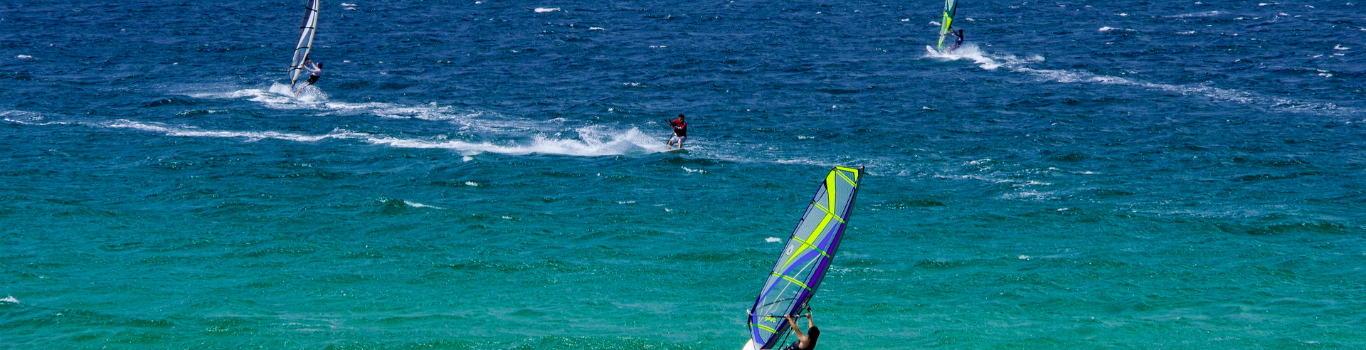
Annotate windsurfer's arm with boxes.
[785,315,806,338]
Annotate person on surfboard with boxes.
[295,60,323,95]
[666,113,688,150]
[781,312,820,350]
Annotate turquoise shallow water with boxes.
[3,0,1365,348]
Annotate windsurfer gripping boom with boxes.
[295,60,323,96]
[948,29,964,52]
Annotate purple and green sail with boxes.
[746,166,863,349]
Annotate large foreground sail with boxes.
[288,0,321,87]
[936,0,959,51]
[744,166,864,350]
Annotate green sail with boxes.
[936,0,958,51]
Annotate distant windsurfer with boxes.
[781,312,820,350]
[295,60,323,95]
[948,29,964,52]
[666,113,688,149]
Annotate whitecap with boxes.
[404,201,444,209]
[534,7,561,13]
[1169,10,1222,18]
[2,110,70,126]
[766,237,782,243]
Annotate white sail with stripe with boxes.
[289,0,321,87]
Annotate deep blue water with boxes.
[3,0,1365,348]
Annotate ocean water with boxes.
[2,0,1364,348]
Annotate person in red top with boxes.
[667,113,688,149]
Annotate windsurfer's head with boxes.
[316,62,323,68]
[807,326,820,341]
[677,113,685,120]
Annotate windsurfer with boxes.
[295,60,323,95]
[781,313,820,350]
[667,113,688,149]
[948,29,964,52]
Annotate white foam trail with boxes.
[104,119,363,142]
[188,84,328,110]
[0,296,18,304]
[924,44,1353,115]
[188,86,529,132]
[534,7,561,13]
[99,119,677,157]
[2,110,72,126]
[364,125,668,156]
[923,43,1042,70]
